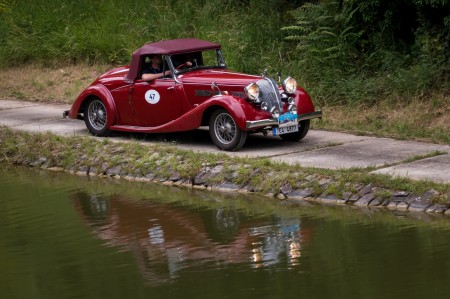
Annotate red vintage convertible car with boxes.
[67,38,322,151]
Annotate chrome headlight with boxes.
[244,83,260,101]
[282,77,297,95]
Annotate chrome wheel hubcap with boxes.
[88,100,107,131]
[214,113,236,144]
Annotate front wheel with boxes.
[209,109,247,151]
[280,119,310,142]
[84,98,111,137]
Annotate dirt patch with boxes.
[0,64,112,104]
[317,97,450,144]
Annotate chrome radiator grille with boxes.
[257,78,282,111]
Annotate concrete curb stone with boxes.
[397,194,419,210]
[317,194,346,204]
[287,189,313,199]
[280,184,293,195]
[425,204,448,214]
[369,197,383,207]
[355,193,375,206]
[408,190,439,212]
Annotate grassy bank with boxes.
[0,64,111,103]
[316,97,450,144]
[0,127,449,206]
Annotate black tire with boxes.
[209,109,247,151]
[280,119,310,142]
[84,98,111,137]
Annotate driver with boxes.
[141,55,171,81]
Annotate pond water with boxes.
[1,166,450,299]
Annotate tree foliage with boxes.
[282,0,449,104]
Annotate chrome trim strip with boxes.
[298,111,323,121]
[246,118,278,129]
[246,110,322,129]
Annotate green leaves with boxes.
[281,0,449,106]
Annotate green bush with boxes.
[282,0,449,105]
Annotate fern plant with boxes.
[282,1,361,78]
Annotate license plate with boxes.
[273,112,298,136]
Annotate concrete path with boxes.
[1,100,449,184]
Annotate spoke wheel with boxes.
[209,109,247,151]
[84,98,111,136]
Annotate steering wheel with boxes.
[176,63,187,70]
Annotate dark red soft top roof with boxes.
[125,38,221,82]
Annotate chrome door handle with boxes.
[167,86,174,91]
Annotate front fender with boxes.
[295,87,316,115]
[201,95,249,130]
[69,84,117,128]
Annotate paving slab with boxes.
[271,138,448,169]
[16,118,89,136]
[0,103,70,127]
[0,99,41,110]
[372,154,450,183]
[173,129,372,158]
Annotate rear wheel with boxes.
[209,109,247,151]
[280,119,310,142]
[84,98,111,136]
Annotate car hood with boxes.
[177,69,261,87]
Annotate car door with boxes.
[130,78,182,127]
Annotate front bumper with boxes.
[246,110,323,130]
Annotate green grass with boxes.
[0,0,288,76]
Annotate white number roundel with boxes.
[145,89,160,104]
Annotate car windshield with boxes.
[170,49,226,74]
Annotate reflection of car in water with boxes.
[72,192,312,285]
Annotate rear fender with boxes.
[69,84,117,127]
